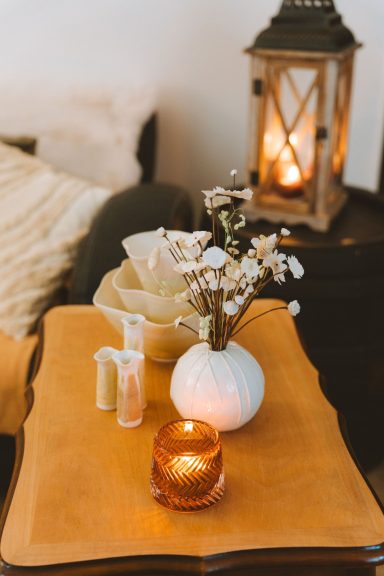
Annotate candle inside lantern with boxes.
[150,419,224,512]
[278,161,302,189]
[273,133,302,195]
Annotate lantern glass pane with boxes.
[260,63,319,202]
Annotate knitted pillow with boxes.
[0,142,112,339]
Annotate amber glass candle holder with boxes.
[150,419,224,512]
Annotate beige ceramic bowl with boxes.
[93,268,199,362]
[122,230,191,295]
[112,259,192,323]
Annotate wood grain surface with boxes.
[1,302,384,568]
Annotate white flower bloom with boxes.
[281,227,291,237]
[204,270,216,282]
[156,226,166,237]
[209,278,219,291]
[202,186,225,199]
[166,233,184,246]
[235,295,244,305]
[245,284,254,295]
[173,260,200,274]
[288,300,301,316]
[190,281,201,294]
[204,195,231,209]
[263,250,287,284]
[190,278,208,292]
[230,169,238,176]
[241,257,260,280]
[184,230,212,248]
[175,289,192,303]
[225,261,241,281]
[174,315,183,328]
[240,277,247,290]
[148,246,161,270]
[248,248,256,258]
[287,255,304,279]
[202,246,228,269]
[199,315,211,340]
[227,247,240,256]
[223,300,239,316]
[203,187,253,202]
[224,188,253,201]
[220,276,237,291]
[251,233,277,260]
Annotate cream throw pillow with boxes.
[0,143,112,340]
[0,85,155,191]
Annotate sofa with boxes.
[0,116,193,495]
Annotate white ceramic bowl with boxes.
[112,259,192,323]
[93,268,199,362]
[121,230,192,295]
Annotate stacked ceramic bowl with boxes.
[93,230,199,361]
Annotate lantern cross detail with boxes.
[264,66,319,202]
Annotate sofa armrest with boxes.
[69,183,193,304]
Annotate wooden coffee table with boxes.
[1,303,384,575]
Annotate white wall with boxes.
[0,0,382,198]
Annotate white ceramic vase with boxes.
[170,341,265,432]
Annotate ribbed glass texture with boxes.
[150,419,225,512]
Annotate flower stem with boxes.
[231,306,287,337]
[178,322,199,336]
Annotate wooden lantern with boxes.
[245,0,361,232]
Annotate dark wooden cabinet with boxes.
[235,188,384,469]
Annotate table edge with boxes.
[1,306,384,575]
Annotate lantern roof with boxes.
[248,0,359,53]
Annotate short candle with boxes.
[150,419,224,512]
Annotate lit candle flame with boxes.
[184,421,194,433]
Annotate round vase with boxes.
[170,341,265,432]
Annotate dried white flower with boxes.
[175,289,192,303]
[245,284,254,295]
[223,300,239,316]
[184,230,212,248]
[202,246,228,269]
[230,169,238,176]
[190,281,201,294]
[208,278,219,291]
[288,300,301,316]
[235,295,244,305]
[251,233,277,260]
[174,260,199,274]
[239,277,247,290]
[190,278,208,292]
[148,246,161,271]
[174,315,183,328]
[281,228,291,237]
[199,315,211,340]
[224,188,253,201]
[225,261,241,281]
[156,226,166,237]
[204,270,216,282]
[248,248,256,258]
[204,195,232,209]
[220,276,237,291]
[287,255,304,279]
[227,247,240,256]
[241,257,260,280]
[263,250,287,285]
